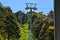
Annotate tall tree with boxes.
[48,10,54,19]
[0,3,20,40]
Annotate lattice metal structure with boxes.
[25,3,37,40]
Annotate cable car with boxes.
[49,21,54,30]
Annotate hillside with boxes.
[0,3,54,40]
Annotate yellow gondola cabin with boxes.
[48,21,54,30]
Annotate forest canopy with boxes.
[0,3,54,40]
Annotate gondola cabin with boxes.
[49,21,54,30]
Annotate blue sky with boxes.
[0,0,54,15]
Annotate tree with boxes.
[0,3,20,40]
[48,10,54,19]
[0,2,3,12]
[26,12,46,40]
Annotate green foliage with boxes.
[26,12,47,40]
[0,3,54,40]
[48,10,54,19]
[20,22,30,40]
[0,3,20,40]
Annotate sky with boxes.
[0,0,54,15]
